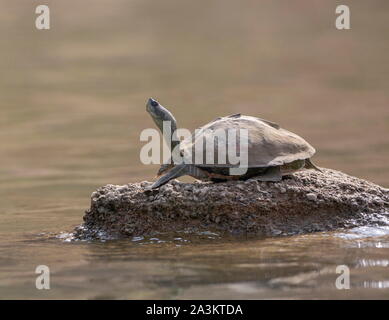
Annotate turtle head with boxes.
[146,97,179,152]
[146,98,178,132]
[146,98,162,120]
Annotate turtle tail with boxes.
[305,158,322,173]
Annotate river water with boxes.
[0,1,388,299]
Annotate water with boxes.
[0,1,388,299]
[1,230,389,299]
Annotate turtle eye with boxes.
[150,99,159,107]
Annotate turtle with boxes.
[146,98,321,189]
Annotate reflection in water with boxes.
[1,228,389,299]
[0,0,388,299]
[362,281,389,289]
[357,259,389,268]
[336,226,389,240]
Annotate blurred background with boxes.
[0,0,388,299]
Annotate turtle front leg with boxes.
[152,165,211,188]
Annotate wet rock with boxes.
[74,169,389,240]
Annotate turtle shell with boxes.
[179,114,315,168]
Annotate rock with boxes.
[73,169,389,240]
[306,193,317,201]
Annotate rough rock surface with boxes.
[74,169,389,240]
